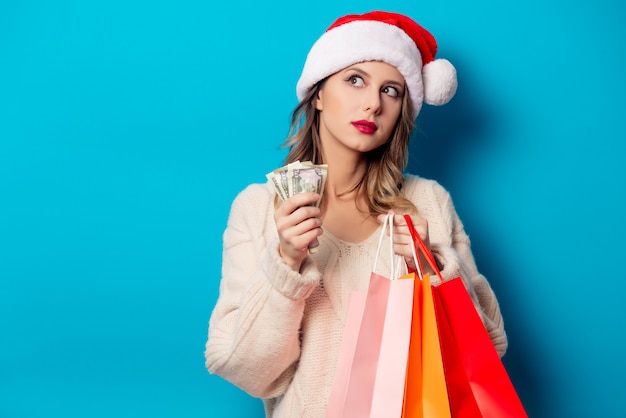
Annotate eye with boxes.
[347,75,365,87]
[383,86,401,98]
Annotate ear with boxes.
[315,89,323,111]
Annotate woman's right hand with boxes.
[274,192,323,271]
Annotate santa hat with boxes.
[296,11,457,118]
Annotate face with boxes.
[315,61,405,155]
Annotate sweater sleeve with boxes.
[204,184,320,398]
[427,182,509,357]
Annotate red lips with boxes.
[352,120,378,134]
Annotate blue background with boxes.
[1,0,624,416]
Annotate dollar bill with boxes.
[266,160,327,203]
[290,166,324,206]
[265,171,287,201]
[278,168,290,199]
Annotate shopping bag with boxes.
[402,270,452,418]
[324,290,366,418]
[403,214,527,418]
[346,270,414,418]
[435,279,527,417]
[433,291,483,418]
[401,213,451,418]
[326,214,415,418]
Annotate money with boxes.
[266,161,328,253]
[266,161,328,206]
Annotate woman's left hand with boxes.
[376,211,430,273]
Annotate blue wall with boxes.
[1,0,624,416]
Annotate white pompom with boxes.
[422,58,458,106]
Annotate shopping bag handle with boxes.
[403,214,445,283]
[405,216,424,279]
[373,213,396,279]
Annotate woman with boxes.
[205,10,507,417]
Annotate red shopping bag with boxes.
[326,215,414,418]
[432,291,483,418]
[435,279,527,417]
[403,214,528,418]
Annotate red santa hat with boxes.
[296,11,457,118]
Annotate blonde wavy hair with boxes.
[280,77,418,217]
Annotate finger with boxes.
[282,226,323,252]
[277,193,320,215]
[392,237,415,258]
[376,210,395,223]
[282,215,323,240]
[276,205,321,233]
[398,214,429,241]
[376,210,396,236]
[387,215,412,240]
[411,219,429,244]
[276,204,322,245]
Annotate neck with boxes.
[323,151,367,198]
[318,150,377,241]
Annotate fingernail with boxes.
[308,239,320,254]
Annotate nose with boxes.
[362,89,382,114]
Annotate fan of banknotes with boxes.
[266,160,328,207]
[266,161,328,253]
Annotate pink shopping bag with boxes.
[324,290,366,417]
[326,214,415,418]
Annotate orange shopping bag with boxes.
[402,216,451,418]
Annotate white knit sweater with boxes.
[205,174,507,417]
